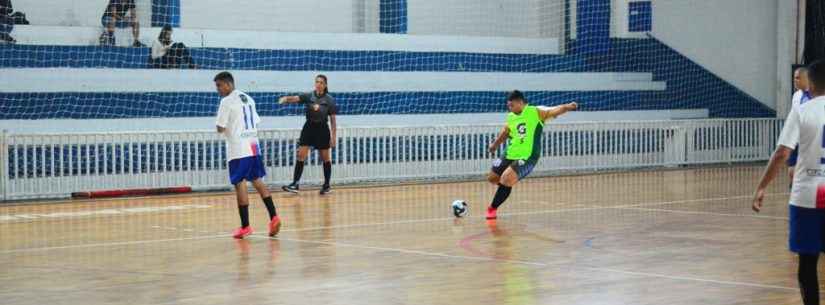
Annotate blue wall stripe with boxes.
[380,0,407,34]
[0,38,773,118]
[577,0,611,54]
[0,90,773,120]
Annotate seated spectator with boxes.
[99,0,144,47]
[0,0,15,44]
[150,25,196,69]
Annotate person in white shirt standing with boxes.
[214,71,281,239]
[788,67,811,181]
[753,61,825,305]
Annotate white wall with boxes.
[13,0,151,28]
[407,0,564,38]
[651,0,778,110]
[180,0,355,32]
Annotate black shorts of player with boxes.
[298,122,331,150]
[491,158,538,180]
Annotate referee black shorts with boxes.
[298,122,331,150]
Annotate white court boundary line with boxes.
[282,192,789,233]
[616,206,789,220]
[0,192,789,253]
[0,234,230,254]
[247,234,796,291]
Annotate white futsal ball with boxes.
[452,200,469,218]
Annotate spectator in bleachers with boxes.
[98,0,145,47]
[0,0,15,44]
[150,25,196,69]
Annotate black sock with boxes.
[262,196,277,218]
[323,161,332,186]
[292,161,304,184]
[800,254,820,305]
[491,184,512,209]
[238,205,250,228]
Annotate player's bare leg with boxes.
[486,167,518,219]
[252,179,281,236]
[487,172,501,185]
[232,181,253,238]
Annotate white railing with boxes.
[0,118,782,201]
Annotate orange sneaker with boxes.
[486,206,498,220]
[233,226,253,239]
[268,216,282,237]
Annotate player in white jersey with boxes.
[753,61,825,305]
[214,71,281,239]
[788,67,811,181]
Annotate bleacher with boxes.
[0,2,773,128]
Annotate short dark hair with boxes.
[213,71,234,84]
[807,61,825,92]
[507,90,525,102]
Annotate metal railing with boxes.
[0,118,782,201]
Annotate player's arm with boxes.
[488,125,509,154]
[752,146,792,212]
[215,101,228,134]
[329,114,337,148]
[753,107,800,212]
[538,102,578,121]
[277,95,302,104]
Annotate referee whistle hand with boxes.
[488,144,498,154]
[751,189,765,213]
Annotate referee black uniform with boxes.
[283,90,337,194]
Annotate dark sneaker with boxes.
[132,40,146,47]
[319,185,331,195]
[282,183,299,194]
[99,32,115,46]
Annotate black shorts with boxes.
[298,122,331,150]
[490,158,538,180]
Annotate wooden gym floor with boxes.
[0,165,804,305]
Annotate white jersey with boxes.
[215,90,261,161]
[791,89,812,109]
[778,95,825,209]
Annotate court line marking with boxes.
[615,206,789,220]
[281,192,790,233]
[250,234,796,291]
[0,192,789,253]
[249,234,546,267]
[581,267,796,291]
[0,234,230,254]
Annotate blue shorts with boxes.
[787,145,799,167]
[789,205,825,254]
[491,158,538,180]
[228,156,266,185]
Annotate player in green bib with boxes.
[485,90,578,219]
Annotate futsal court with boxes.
[0,165,801,305]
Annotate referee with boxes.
[278,74,337,195]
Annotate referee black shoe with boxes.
[282,183,299,194]
[319,185,331,195]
